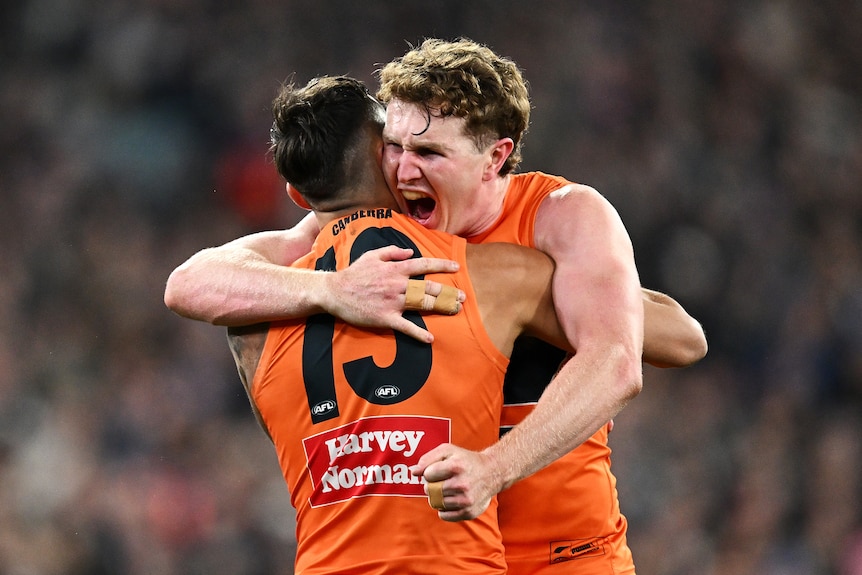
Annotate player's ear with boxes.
[484,138,514,181]
[286,183,312,210]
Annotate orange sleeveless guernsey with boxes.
[469,172,636,575]
[252,209,510,574]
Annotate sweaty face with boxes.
[382,99,504,237]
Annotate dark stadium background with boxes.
[2,1,860,573]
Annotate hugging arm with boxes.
[165,213,321,325]
[164,212,464,342]
[478,185,644,486]
[417,185,646,520]
[641,288,707,368]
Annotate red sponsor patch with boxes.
[302,415,450,507]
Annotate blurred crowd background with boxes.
[2,0,860,573]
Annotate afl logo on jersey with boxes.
[375,385,400,399]
[313,400,337,416]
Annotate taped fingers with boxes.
[404,279,427,310]
[427,481,446,511]
[432,285,459,314]
[404,280,461,314]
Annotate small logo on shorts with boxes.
[550,539,605,563]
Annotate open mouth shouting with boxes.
[402,190,436,225]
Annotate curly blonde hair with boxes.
[377,38,531,175]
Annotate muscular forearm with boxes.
[165,218,465,340]
[165,216,320,326]
[413,343,642,522]
[482,343,642,490]
[165,245,329,325]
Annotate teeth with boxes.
[401,190,427,200]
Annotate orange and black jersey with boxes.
[252,210,509,575]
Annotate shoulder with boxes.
[509,171,571,192]
[506,172,574,212]
[540,181,604,205]
[535,183,629,251]
[538,182,615,224]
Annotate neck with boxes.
[311,176,399,228]
[312,207,357,229]
[313,200,399,229]
[466,174,510,238]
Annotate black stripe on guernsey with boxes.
[503,336,567,405]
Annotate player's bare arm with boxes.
[165,213,320,325]
[226,323,272,441]
[488,183,644,482]
[419,184,644,520]
[465,242,570,357]
[641,288,707,368]
[416,259,706,521]
[417,185,645,520]
[467,245,703,367]
[165,212,464,341]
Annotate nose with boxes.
[396,150,422,183]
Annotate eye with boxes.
[417,148,441,158]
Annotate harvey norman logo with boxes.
[302,415,450,507]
